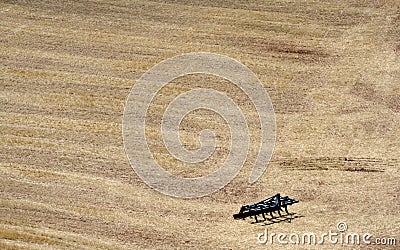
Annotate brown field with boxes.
[1,0,399,249]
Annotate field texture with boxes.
[1,0,400,249]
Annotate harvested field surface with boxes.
[1,0,399,249]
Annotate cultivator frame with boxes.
[233,193,298,222]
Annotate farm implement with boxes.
[233,193,299,222]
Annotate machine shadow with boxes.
[250,213,304,226]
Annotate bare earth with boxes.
[1,0,399,249]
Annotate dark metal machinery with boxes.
[233,193,299,222]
